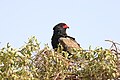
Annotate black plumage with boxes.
[51,23,80,51]
[51,23,68,49]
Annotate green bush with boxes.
[0,36,39,80]
[0,36,119,80]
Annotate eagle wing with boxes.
[59,37,80,52]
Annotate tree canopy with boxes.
[0,36,120,80]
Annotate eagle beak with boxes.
[63,25,69,29]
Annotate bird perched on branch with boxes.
[51,23,80,53]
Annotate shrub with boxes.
[0,36,39,80]
[0,36,119,80]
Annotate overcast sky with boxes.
[0,0,120,49]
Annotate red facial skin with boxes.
[63,25,69,29]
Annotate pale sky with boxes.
[0,0,120,49]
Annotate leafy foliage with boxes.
[0,36,39,80]
[0,36,120,80]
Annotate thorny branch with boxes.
[105,40,120,58]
